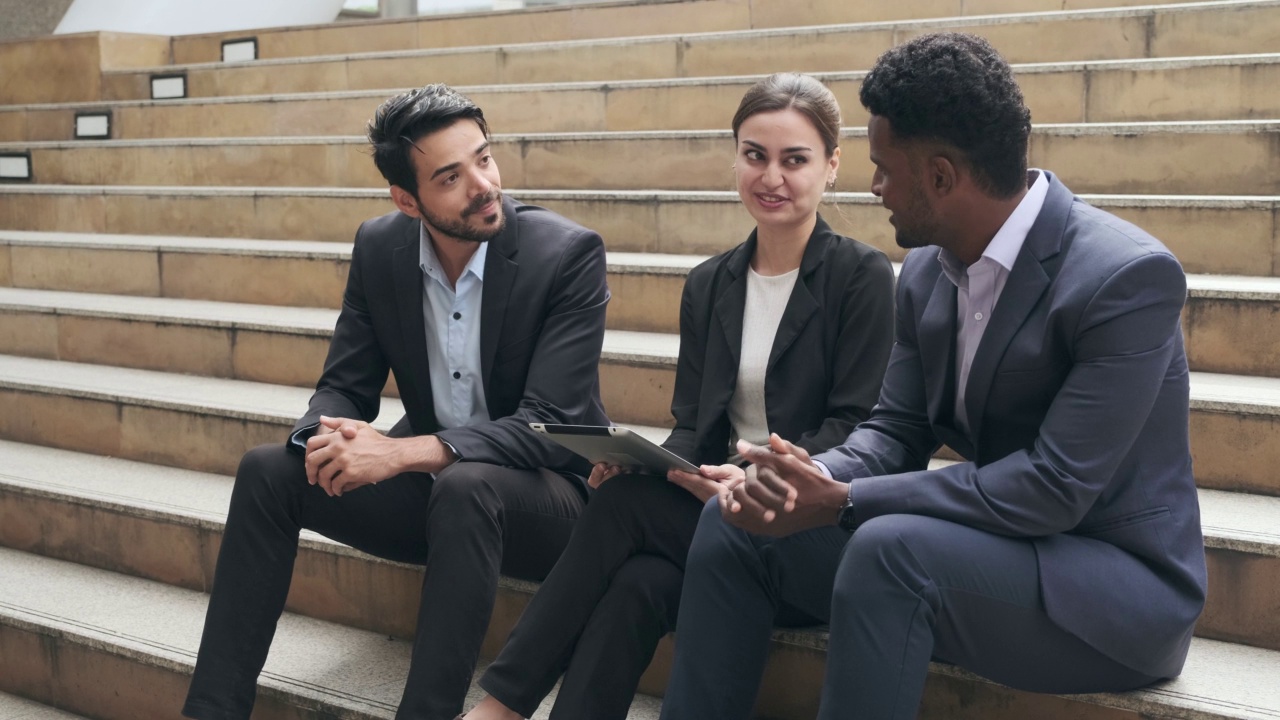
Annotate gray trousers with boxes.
[659,500,1159,720]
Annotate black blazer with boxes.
[661,216,895,465]
[292,196,610,478]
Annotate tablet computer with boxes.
[530,423,698,474]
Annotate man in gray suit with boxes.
[183,84,610,720]
[659,33,1206,720]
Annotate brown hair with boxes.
[731,73,842,157]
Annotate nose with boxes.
[870,168,884,198]
[762,161,783,188]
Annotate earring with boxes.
[827,175,837,188]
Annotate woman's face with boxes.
[734,107,839,233]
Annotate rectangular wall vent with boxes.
[221,38,258,63]
[0,153,32,181]
[151,74,187,100]
[75,112,111,139]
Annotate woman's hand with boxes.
[667,463,746,503]
[587,462,625,489]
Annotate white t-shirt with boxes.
[727,265,799,459]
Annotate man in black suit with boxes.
[183,84,610,720]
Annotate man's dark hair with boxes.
[367,84,490,197]
[859,32,1031,198]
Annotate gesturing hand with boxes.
[668,463,745,503]
[719,434,848,537]
[305,415,399,497]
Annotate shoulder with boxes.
[509,200,602,252]
[818,234,894,279]
[1058,199,1184,291]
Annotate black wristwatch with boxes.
[837,494,857,533]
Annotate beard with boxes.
[893,183,942,250]
[418,189,505,244]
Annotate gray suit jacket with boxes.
[814,173,1207,678]
[292,196,610,482]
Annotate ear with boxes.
[389,185,422,219]
[827,146,841,181]
[926,154,958,199]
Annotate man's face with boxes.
[868,115,942,250]
[404,118,504,243]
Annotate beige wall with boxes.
[0,0,75,41]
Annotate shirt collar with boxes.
[418,221,488,283]
[939,169,1049,287]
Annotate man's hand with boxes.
[668,463,745,504]
[305,416,401,496]
[587,462,625,489]
[719,434,848,537]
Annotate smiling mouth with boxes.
[755,193,789,206]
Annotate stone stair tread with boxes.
[0,546,662,719]
[1,298,1278,407]
[85,0,1280,75]
[0,692,90,720]
[7,185,1280,210]
[1199,488,1280,556]
[3,52,1280,114]
[2,441,1280,719]
[0,229,346,257]
[2,438,1276,561]
[0,354,403,428]
[7,231,1280,299]
[7,119,1280,149]
[0,286,337,333]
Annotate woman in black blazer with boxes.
[463,73,895,720]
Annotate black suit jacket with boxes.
[292,196,610,480]
[661,216,895,465]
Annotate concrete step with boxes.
[0,546,663,720]
[0,691,90,720]
[1,256,1278,377]
[7,54,1280,141]
[0,189,1276,278]
[0,445,1278,719]
[0,348,1277,497]
[164,0,1220,67]
[92,1,1280,101]
[5,121,1278,197]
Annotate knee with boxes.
[837,514,942,604]
[685,496,744,570]
[232,444,305,505]
[430,461,499,515]
[608,555,684,621]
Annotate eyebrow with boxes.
[428,141,491,181]
[741,139,813,153]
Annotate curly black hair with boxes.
[859,33,1031,198]
[367,84,490,196]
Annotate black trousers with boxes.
[660,502,1161,720]
[182,443,585,720]
[479,473,703,720]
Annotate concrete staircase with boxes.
[1,0,1278,718]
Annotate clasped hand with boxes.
[720,434,848,536]
[305,415,399,497]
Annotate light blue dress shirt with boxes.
[419,222,490,430]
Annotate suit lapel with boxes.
[713,235,753,373]
[918,268,960,433]
[963,174,1070,442]
[392,219,437,428]
[479,196,521,396]
[767,220,828,372]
